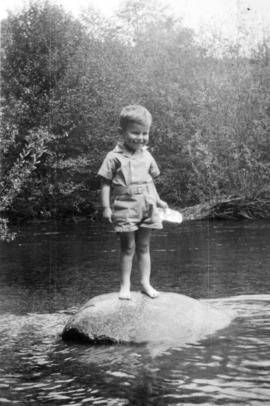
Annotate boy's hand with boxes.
[102,207,112,223]
[157,199,168,210]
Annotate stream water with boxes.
[0,220,269,405]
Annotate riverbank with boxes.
[3,196,270,231]
[181,196,270,220]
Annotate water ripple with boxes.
[1,220,270,404]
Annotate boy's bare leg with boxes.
[136,228,159,298]
[119,232,135,299]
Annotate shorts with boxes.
[111,190,163,233]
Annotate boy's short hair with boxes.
[119,105,152,130]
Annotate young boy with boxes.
[98,105,168,300]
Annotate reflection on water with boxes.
[0,220,270,405]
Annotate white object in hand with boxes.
[158,208,183,223]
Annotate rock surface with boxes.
[62,292,232,345]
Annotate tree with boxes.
[1,0,270,225]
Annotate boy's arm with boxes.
[149,153,168,209]
[100,178,112,222]
[152,181,168,209]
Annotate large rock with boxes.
[62,292,232,346]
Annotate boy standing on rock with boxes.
[98,105,168,300]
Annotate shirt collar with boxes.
[113,142,148,157]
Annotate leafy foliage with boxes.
[1,0,270,236]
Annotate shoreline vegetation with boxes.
[1,195,270,241]
[5,195,270,224]
[1,0,270,240]
[182,197,270,221]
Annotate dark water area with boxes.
[0,220,270,405]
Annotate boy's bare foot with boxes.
[119,285,131,300]
[141,284,159,299]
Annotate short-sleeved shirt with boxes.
[97,143,160,187]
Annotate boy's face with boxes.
[121,122,150,153]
